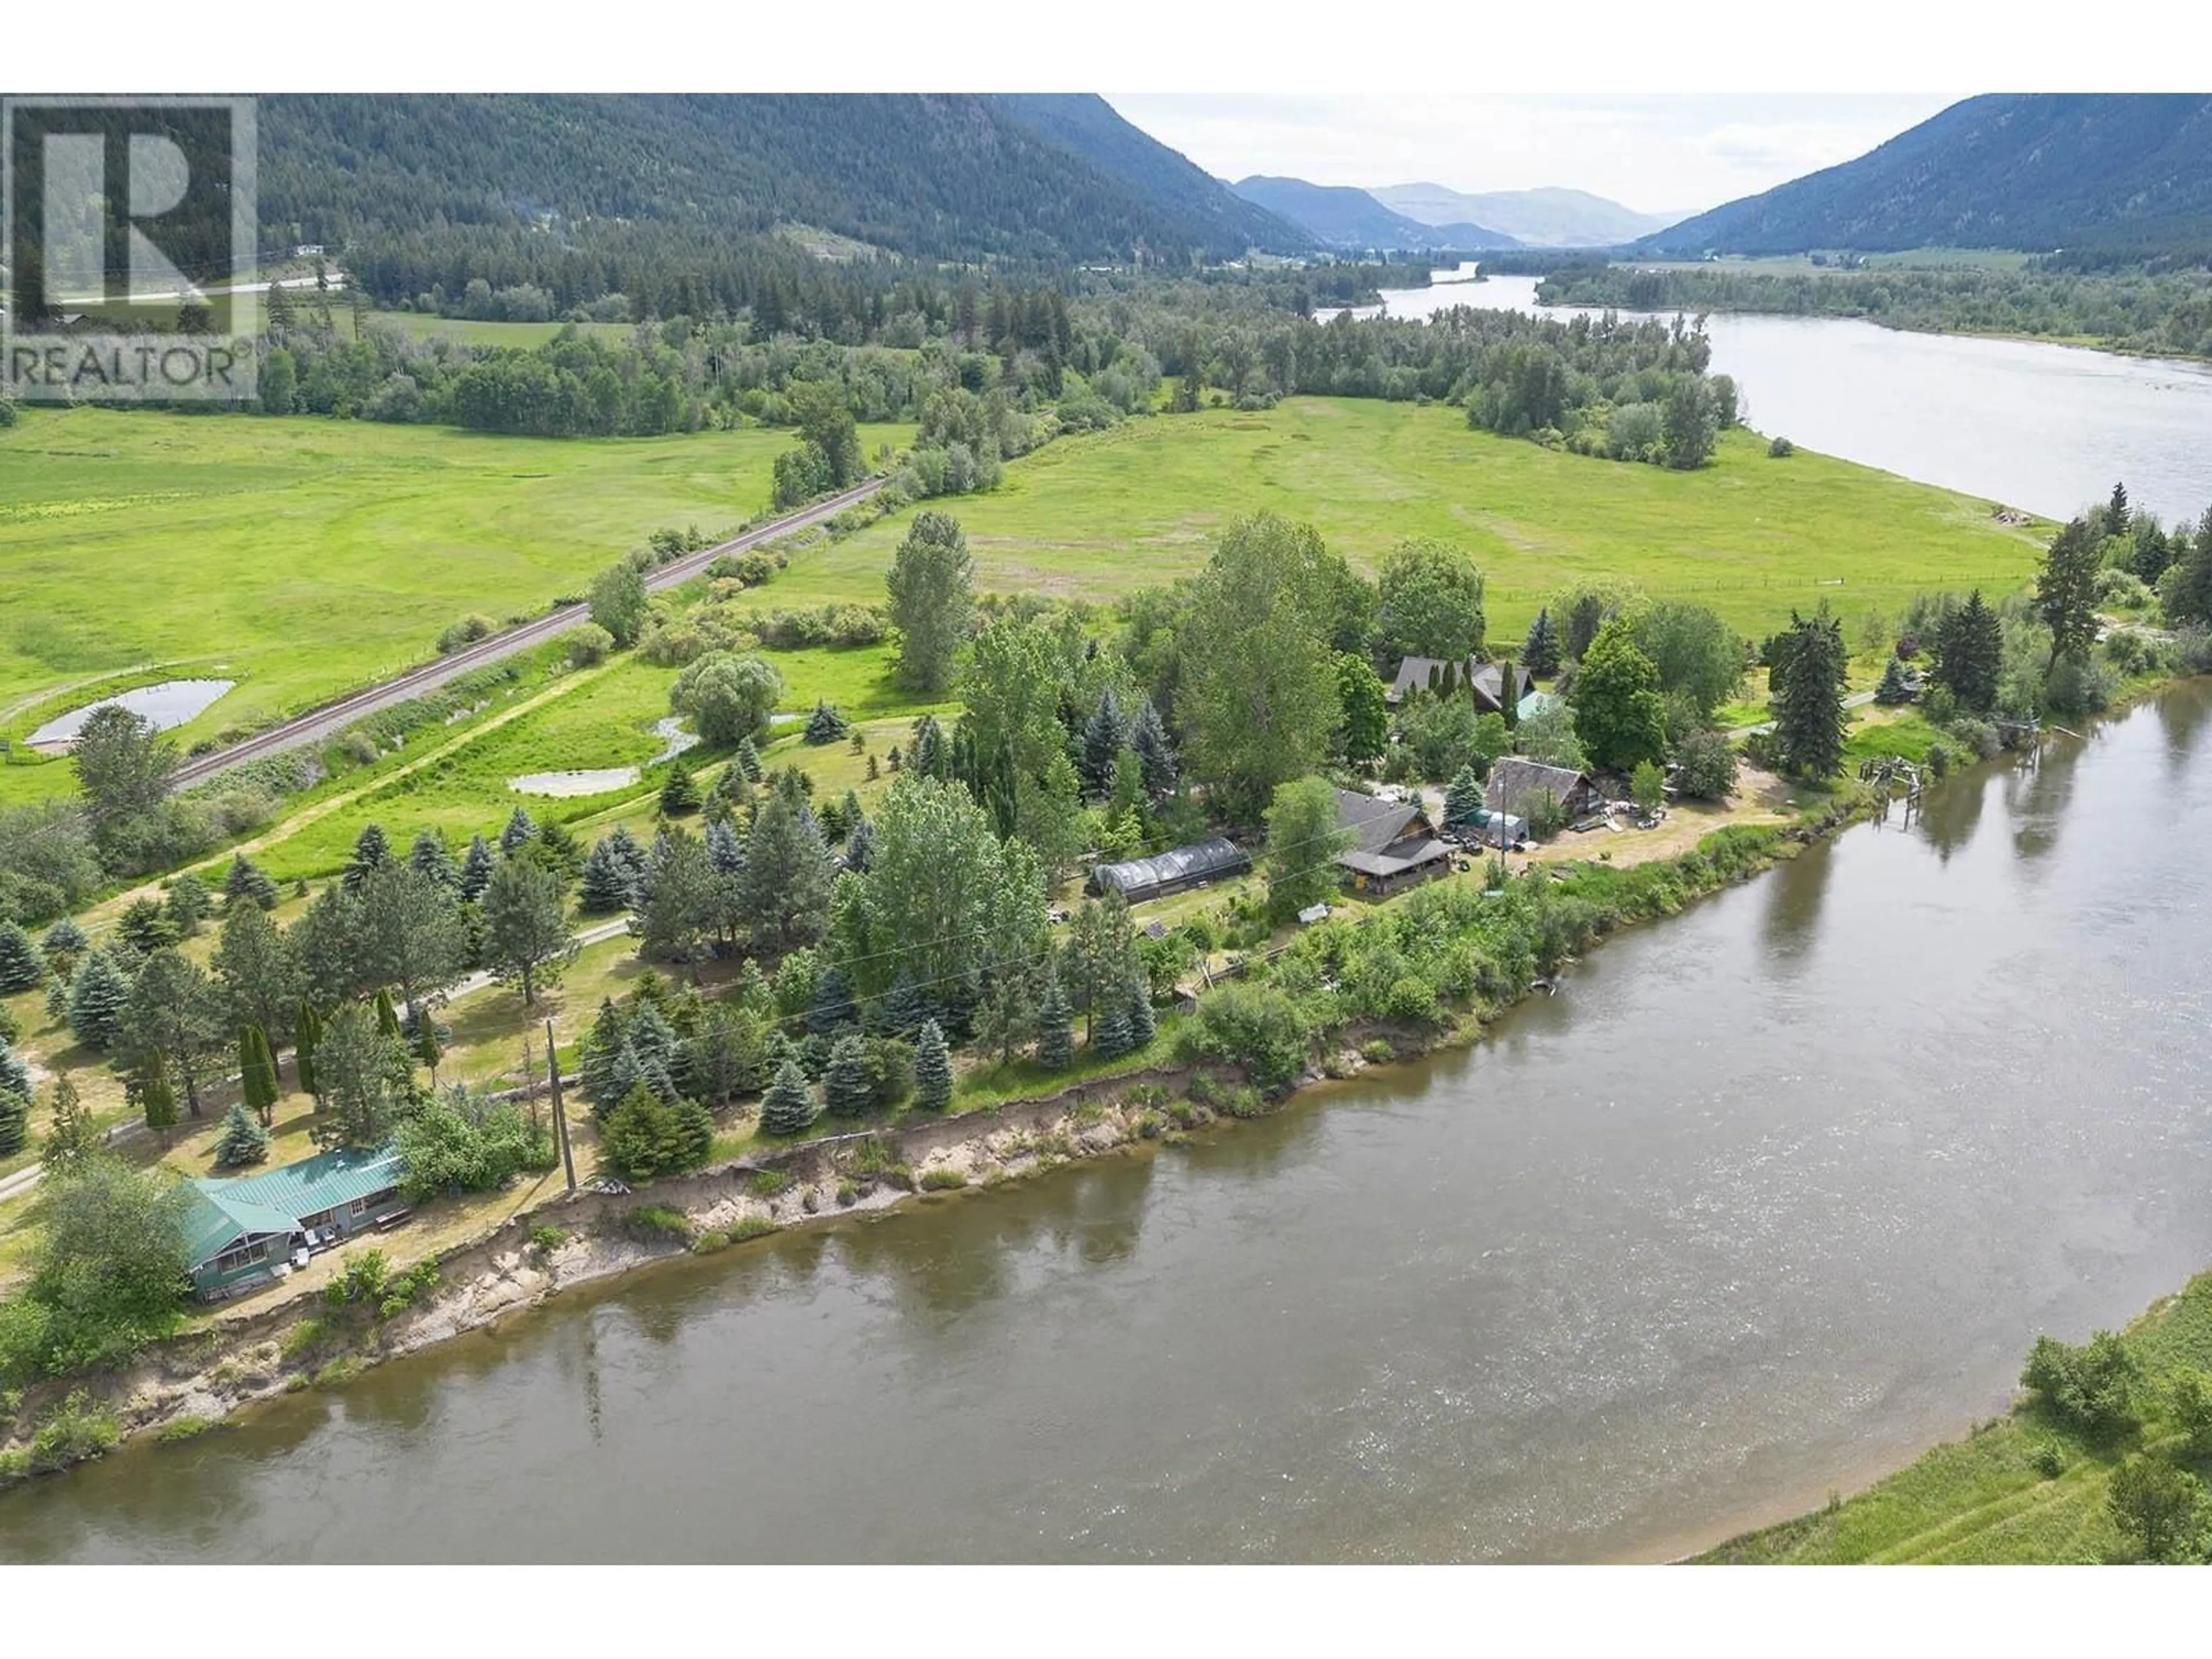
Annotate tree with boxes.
[1124,975,1157,1049]
[2107,1456,2203,1564]
[459,834,499,902]
[1377,537,1486,663]
[499,806,539,855]
[117,895,180,954]
[670,652,783,747]
[1335,654,1388,764]
[658,759,701,816]
[342,822,395,895]
[1062,896,1138,1046]
[600,1080,708,1181]
[212,898,302,1058]
[790,378,863,486]
[41,916,88,964]
[224,853,279,911]
[823,1032,874,1118]
[1179,513,1346,821]
[407,828,459,888]
[0,921,43,993]
[294,1003,324,1100]
[913,1018,953,1111]
[71,704,177,858]
[759,1060,818,1137]
[1675,729,1739,801]
[1522,607,1563,677]
[65,948,134,1051]
[1768,610,1850,780]
[1571,620,1668,774]
[578,831,645,914]
[2162,510,2212,626]
[736,785,833,959]
[124,949,222,1119]
[1873,656,1916,706]
[1263,777,1353,919]
[2105,480,2130,535]
[0,1085,28,1159]
[803,700,849,745]
[24,1153,193,1373]
[230,1024,277,1126]
[1631,760,1666,813]
[164,874,210,938]
[1628,602,1744,724]
[480,857,577,1006]
[1933,590,2004,713]
[1036,975,1074,1070]
[357,864,467,1021]
[1564,593,1608,663]
[416,1013,443,1086]
[2022,1330,2141,1442]
[885,510,976,694]
[1131,697,1178,797]
[2035,517,2104,671]
[207,1101,269,1169]
[1444,764,1486,828]
[589,560,650,647]
[310,1003,415,1151]
[41,1073,101,1173]
[1081,688,1132,798]
[136,1050,179,1146]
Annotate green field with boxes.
[0,407,908,755]
[815,400,2050,641]
[1700,1271,2212,1563]
[366,312,644,349]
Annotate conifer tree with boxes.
[164,874,210,938]
[139,1050,179,1146]
[876,974,932,1040]
[41,916,89,963]
[1036,975,1073,1070]
[759,1059,818,1137]
[914,1018,954,1111]
[578,835,641,913]
[342,823,394,895]
[600,1081,684,1181]
[1081,689,1131,798]
[458,834,498,902]
[659,759,701,816]
[804,699,850,745]
[65,948,134,1050]
[809,963,858,1036]
[1092,999,1134,1061]
[224,853,280,911]
[40,1073,100,1172]
[580,999,628,1111]
[0,920,43,993]
[213,1100,271,1169]
[1770,609,1850,779]
[416,1012,443,1085]
[408,827,460,888]
[375,987,403,1042]
[1934,590,2004,713]
[499,806,539,854]
[1873,655,1916,706]
[294,1003,324,1100]
[1522,607,1563,677]
[1125,976,1158,1050]
[824,1033,874,1118]
[703,818,747,877]
[843,815,877,874]
[0,1085,28,1158]
[1131,696,1178,797]
[1445,764,1486,828]
[734,736,763,783]
[239,1023,281,1126]
[0,1038,29,1101]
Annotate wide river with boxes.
[6,682,2211,1562]
[1338,267,2212,526]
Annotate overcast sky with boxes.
[1104,94,1962,216]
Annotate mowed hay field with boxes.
[0,406,907,744]
[815,398,2053,639]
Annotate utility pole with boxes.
[546,1018,577,1195]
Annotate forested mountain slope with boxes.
[1641,94,2212,257]
[257,94,1287,267]
[1228,176,1517,251]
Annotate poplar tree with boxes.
[238,1024,281,1126]
[294,1002,324,1100]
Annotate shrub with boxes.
[919,1166,969,1191]
[1768,436,1794,458]
[1675,729,1738,800]
[1181,982,1310,1097]
[748,1169,794,1198]
[1381,975,1439,1023]
[690,1230,732,1255]
[2021,1331,2141,1441]
[27,1392,118,1472]
[437,615,497,654]
[729,1215,780,1243]
[1361,1039,1397,1065]
[281,1319,327,1361]
[527,1224,568,1254]
[621,1205,694,1245]
[566,623,615,668]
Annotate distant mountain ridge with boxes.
[1640,94,2212,256]
[257,93,1305,266]
[1373,184,1677,247]
[1227,176,1518,251]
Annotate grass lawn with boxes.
[0,406,908,762]
[1699,1270,2212,1563]
[817,400,2052,641]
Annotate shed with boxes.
[183,1143,408,1300]
[1088,838,1251,905]
[1332,788,1455,898]
[1484,759,1602,827]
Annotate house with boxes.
[182,1143,408,1301]
[1332,788,1455,898]
[1385,657,1535,716]
[1484,758,1603,827]
[1517,688,1563,724]
[1088,838,1251,906]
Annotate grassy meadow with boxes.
[814,399,2051,641]
[0,406,907,762]
[365,313,643,349]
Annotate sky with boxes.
[1104,94,1962,217]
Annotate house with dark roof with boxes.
[1088,838,1251,905]
[181,1143,408,1301]
[1484,758,1603,828]
[1385,657,1535,716]
[1332,788,1455,898]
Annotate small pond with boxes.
[506,718,697,797]
[27,679,235,747]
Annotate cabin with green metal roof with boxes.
[183,1144,407,1300]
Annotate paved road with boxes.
[169,479,884,791]
[0,918,638,1206]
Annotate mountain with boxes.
[991,95,1311,255]
[1639,94,2212,256]
[1228,177,1517,251]
[1372,184,1678,248]
[257,94,1292,265]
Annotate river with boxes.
[1335,267,2212,526]
[6,682,2210,1563]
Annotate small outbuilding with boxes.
[1088,838,1251,906]
[1484,758,1603,827]
[182,1143,409,1301]
[1333,787,1455,898]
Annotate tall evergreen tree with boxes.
[1036,975,1073,1070]
[342,823,395,895]
[294,1002,324,1100]
[213,897,302,1059]
[1131,697,1177,797]
[703,818,747,877]
[1092,998,1134,1061]
[809,963,859,1036]
[0,1084,29,1159]
[913,1018,954,1111]
[375,987,404,1041]
[408,827,460,888]
[736,786,832,957]
[1566,592,1608,662]
[1522,607,1563,677]
[239,1024,281,1126]
[658,759,701,816]
[213,1100,271,1169]
[459,833,499,902]
[759,1059,818,1137]
[1444,764,1486,827]
[1873,655,1916,705]
[2106,480,2129,533]
[578,834,642,913]
[1770,609,1850,779]
[499,805,539,854]
[823,1033,874,1118]
[164,874,210,938]
[2164,509,2212,627]
[1934,589,2004,713]
[1081,689,1131,798]
[2035,517,2103,670]
[844,815,878,874]
[0,920,43,993]
[65,948,134,1051]
[734,736,764,783]
[1124,976,1157,1049]
[138,1050,179,1146]
[224,852,279,910]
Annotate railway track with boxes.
[168,478,885,791]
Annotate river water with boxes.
[6,683,2210,1563]
[1337,268,2212,526]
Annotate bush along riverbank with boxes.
[0,786,1873,1488]
[1698,1268,2212,1564]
